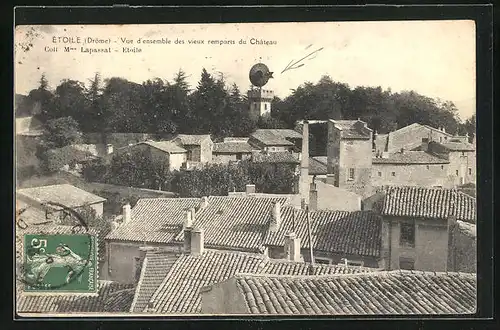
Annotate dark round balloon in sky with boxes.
[249,63,274,87]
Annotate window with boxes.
[187,150,193,161]
[264,103,268,110]
[456,170,459,176]
[236,153,242,160]
[391,172,396,177]
[441,165,444,170]
[462,152,466,157]
[378,171,382,177]
[347,168,355,181]
[399,257,415,270]
[444,136,448,140]
[469,168,472,175]
[426,165,430,170]
[440,137,443,142]
[400,223,415,247]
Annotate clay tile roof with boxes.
[17,281,135,313]
[264,208,381,258]
[372,151,449,164]
[252,151,300,164]
[105,198,201,243]
[250,130,297,146]
[440,141,475,151]
[175,134,212,145]
[308,157,327,175]
[173,196,289,251]
[142,141,187,154]
[234,271,476,315]
[146,250,373,314]
[381,186,476,223]
[213,142,255,154]
[331,120,371,139]
[17,184,106,209]
[130,252,181,313]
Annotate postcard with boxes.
[15,20,477,317]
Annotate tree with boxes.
[82,73,104,132]
[100,78,145,132]
[52,79,87,122]
[27,74,55,121]
[42,116,82,149]
[188,68,228,136]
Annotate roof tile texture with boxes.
[236,271,476,314]
[381,186,476,223]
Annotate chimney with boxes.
[106,143,114,155]
[184,227,192,254]
[200,196,209,209]
[299,120,310,204]
[122,203,131,223]
[191,228,204,256]
[270,202,281,232]
[184,209,193,229]
[284,232,302,262]
[190,207,196,223]
[245,184,256,194]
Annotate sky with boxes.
[14,21,476,120]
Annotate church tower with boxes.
[247,88,274,119]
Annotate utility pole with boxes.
[305,204,314,265]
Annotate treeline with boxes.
[19,69,475,147]
[82,150,298,197]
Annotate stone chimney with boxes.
[122,203,131,223]
[200,196,209,209]
[298,120,310,204]
[270,201,281,232]
[106,143,114,155]
[245,184,256,194]
[284,232,302,262]
[184,209,193,229]
[190,207,196,223]
[191,228,205,256]
[184,227,192,254]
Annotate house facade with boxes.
[110,141,187,172]
[248,129,301,152]
[326,119,373,197]
[174,134,213,167]
[212,138,255,164]
[371,150,452,188]
[366,186,476,272]
[426,140,476,186]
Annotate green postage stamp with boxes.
[22,234,98,294]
